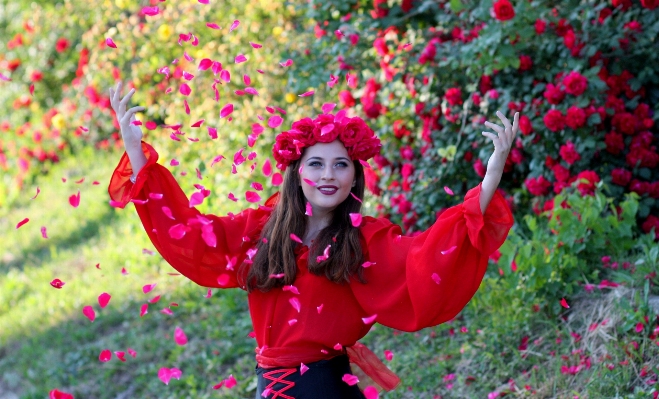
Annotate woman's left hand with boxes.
[482,111,519,174]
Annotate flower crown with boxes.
[272,110,382,171]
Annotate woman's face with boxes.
[299,140,356,217]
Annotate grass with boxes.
[0,145,657,398]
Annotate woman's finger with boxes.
[482,132,500,147]
[496,110,512,132]
[121,106,145,121]
[484,121,503,134]
[512,112,520,136]
[120,88,135,107]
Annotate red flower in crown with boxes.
[272,112,381,170]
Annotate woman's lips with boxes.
[318,187,338,195]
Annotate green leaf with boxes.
[450,0,464,12]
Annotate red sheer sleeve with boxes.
[351,182,514,332]
[108,141,275,289]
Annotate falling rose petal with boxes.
[303,178,316,187]
[143,283,157,294]
[249,41,262,49]
[362,261,376,268]
[305,201,313,216]
[288,319,297,326]
[220,69,231,82]
[149,295,161,304]
[298,90,315,97]
[50,278,65,289]
[205,289,212,298]
[321,103,337,114]
[257,69,264,74]
[245,87,259,95]
[283,285,300,295]
[99,349,112,362]
[149,193,163,200]
[359,160,371,169]
[201,225,217,248]
[362,314,377,324]
[320,124,335,135]
[279,59,293,67]
[268,115,283,128]
[16,218,30,229]
[227,193,238,202]
[174,326,188,346]
[98,292,111,308]
[334,343,343,350]
[82,306,95,322]
[224,375,237,389]
[350,192,363,203]
[31,186,40,199]
[142,6,160,15]
[246,191,261,203]
[41,226,48,238]
[190,192,205,207]
[220,103,234,118]
[317,304,324,314]
[235,54,247,63]
[198,58,213,70]
[342,374,360,386]
[364,386,379,399]
[114,351,126,362]
[229,20,240,32]
[289,297,301,313]
[105,37,117,48]
[162,206,175,220]
[206,22,220,29]
[217,274,230,286]
[48,389,74,399]
[69,191,81,208]
[243,74,251,85]
[158,368,172,385]
[441,245,457,255]
[431,273,441,284]
[349,213,362,227]
[127,348,137,358]
[560,298,570,309]
[121,267,129,275]
[290,233,303,244]
[161,308,173,315]
[179,83,191,96]
[262,159,272,177]
[300,363,309,375]
[269,273,285,279]
[169,224,191,239]
[251,182,263,191]
[191,119,204,128]
[444,186,454,195]
[384,350,394,361]
[272,173,283,186]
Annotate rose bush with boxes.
[286,0,659,239]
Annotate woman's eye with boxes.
[337,162,348,167]
[310,161,321,166]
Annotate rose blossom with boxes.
[313,114,341,143]
[525,175,552,196]
[340,117,370,147]
[576,170,600,196]
[339,90,356,107]
[565,106,587,129]
[543,83,565,105]
[445,88,463,106]
[543,109,566,132]
[519,114,533,135]
[493,0,515,21]
[519,55,533,71]
[552,164,570,182]
[612,112,636,135]
[641,0,659,9]
[535,19,547,34]
[559,140,581,165]
[604,131,625,155]
[562,71,588,96]
[611,168,632,186]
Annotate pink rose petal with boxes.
[305,201,313,216]
[364,386,379,399]
[50,278,65,289]
[298,90,315,97]
[342,373,359,386]
[362,314,377,324]
[289,297,301,313]
[105,37,117,48]
[229,20,240,32]
[560,298,570,309]
[98,292,111,308]
[246,191,261,203]
[288,319,298,326]
[444,186,454,195]
[431,273,441,284]
[217,273,230,286]
[279,59,293,67]
[140,303,148,317]
[220,103,234,118]
[362,261,376,268]
[69,191,80,208]
[189,191,205,207]
[250,41,262,49]
[268,115,283,128]
[235,54,247,63]
[384,350,393,361]
[290,233,303,244]
[16,217,29,229]
[272,173,283,186]
[349,213,362,227]
[441,245,457,255]
[283,285,300,295]
[99,349,112,362]
[174,326,188,346]
[321,103,337,113]
[303,178,316,187]
[82,306,95,322]
[317,304,324,313]
[300,363,309,375]
[142,6,159,16]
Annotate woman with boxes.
[108,81,516,398]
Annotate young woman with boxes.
[108,81,516,398]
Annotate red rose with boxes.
[272,131,302,168]
[630,131,654,150]
[604,131,625,154]
[563,30,576,50]
[493,0,515,21]
[611,168,632,186]
[612,112,636,135]
[562,71,588,96]
[291,117,316,137]
[349,136,381,161]
[393,120,411,139]
[627,148,659,169]
[613,0,632,11]
[543,109,566,132]
[598,8,612,23]
[641,0,659,9]
[535,19,547,34]
[576,171,600,196]
[364,168,382,196]
[338,90,356,108]
[401,0,413,12]
[525,175,552,196]
[372,0,389,18]
[641,215,659,240]
[445,87,463,106]
[552,164,570,182]
[373,38,389,57]
[559,140,581,165]
[340,117,370,147]
[55,38,69,53]
[543,83,565,105]
[519,115,533,135]
[566,106,587,129]
[312,114,342,144]
[519,55,533,71]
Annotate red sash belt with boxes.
[255,342,401,392]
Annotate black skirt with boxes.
[255,354,367,399]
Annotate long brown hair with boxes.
[238,156,367,293]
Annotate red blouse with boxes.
[109,141,515,391]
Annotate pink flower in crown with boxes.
[272,131,303,167]
[313,114,342,143]
[291,117,317,138]
[340,117,370,148]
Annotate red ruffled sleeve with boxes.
[351,182,514,332]
[108,140,275,289]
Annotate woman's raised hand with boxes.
[109,81,145,152]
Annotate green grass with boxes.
[1,146,657,398]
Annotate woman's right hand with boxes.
[109,81,146,152]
